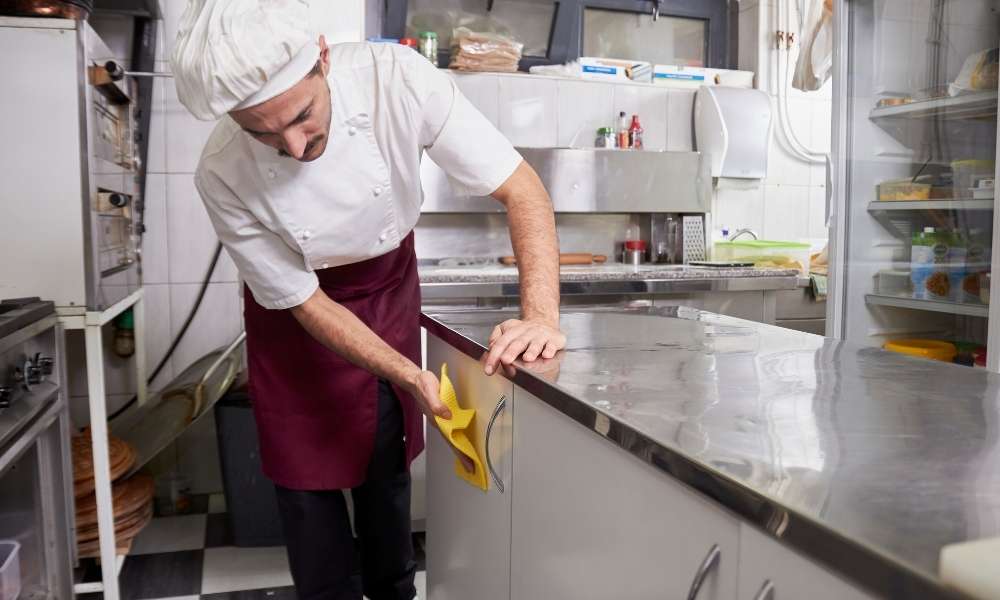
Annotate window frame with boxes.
[383,0,731,70]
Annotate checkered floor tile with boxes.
[77,493,426,600]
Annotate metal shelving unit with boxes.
[865,294,989,318]
[870,91,998,122]
[868,199,994,211]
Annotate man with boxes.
[170,1,564,599]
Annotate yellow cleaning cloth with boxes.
[434,364,488,491]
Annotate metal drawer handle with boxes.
[753,580,775,600]
[485,394,506,494]
[686,544,721,600]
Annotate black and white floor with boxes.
[78,494,427,600]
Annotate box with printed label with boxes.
[580,57,652,82]
[653,65,755,88]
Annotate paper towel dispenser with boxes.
[694,86,772,179]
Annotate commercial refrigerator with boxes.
[828,0,1000,371]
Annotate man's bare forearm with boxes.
[290,289,421,388]
[493,161,560,326]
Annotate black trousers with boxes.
[275,380,417,600]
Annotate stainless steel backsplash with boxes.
[414,213,636,260]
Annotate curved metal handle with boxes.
[686,544,721,600]
[753,580,775,600]
[484,394,506,494]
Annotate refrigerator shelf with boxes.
[865,293,989,317]
[870,91,998,122]
[868,199,994,211]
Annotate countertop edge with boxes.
[419,312,970,600]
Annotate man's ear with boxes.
[318,34,330,76]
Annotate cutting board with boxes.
[940,536,1000,599]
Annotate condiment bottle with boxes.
[617,111,630,149]
[400,37,418,50]
[629,114,644,150]
[419,31,438,66]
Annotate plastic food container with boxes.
[952,159,995,198]
[883,339,958,362]
[877,179,932,201]
[712,240,811,275]
[0,541,21,600]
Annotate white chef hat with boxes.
[170,0,320,121]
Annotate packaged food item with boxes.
[951,159,996,198]
[911,227,952,300]
[877,179,932,201]
[449,28,522,73]
[949,48,999,96]
[580,57,652,82]
[964,228,992,302]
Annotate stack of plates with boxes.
[72,431,154,557]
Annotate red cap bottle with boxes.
[628,115,643,150]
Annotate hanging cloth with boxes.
[793,0,834,91]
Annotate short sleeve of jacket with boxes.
[406,57,523,197]
[194,169,319,310]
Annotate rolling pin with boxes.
[500,253,608,266]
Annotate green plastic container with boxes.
[712,240,811,275]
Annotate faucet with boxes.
[729,228,759,241]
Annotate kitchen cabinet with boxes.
[509,387,739,600]
[425,337,513,600]
[736,525,874,600]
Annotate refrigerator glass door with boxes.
[836,0,999,368]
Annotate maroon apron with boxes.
[243,232,424,490]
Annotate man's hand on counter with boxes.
[484,318,567,375]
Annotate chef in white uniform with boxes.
[170,1,564,598]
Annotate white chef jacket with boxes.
[194,42,523,310]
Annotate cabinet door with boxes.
[425,335,514,600]
[737,525,875,600]
[510,387,739,600]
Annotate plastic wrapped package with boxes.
[949,48,999,97]
[449,27,523,72]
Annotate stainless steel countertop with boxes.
[421,307,996,600]
[418,264,801,298]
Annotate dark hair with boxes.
[308,59,323,78]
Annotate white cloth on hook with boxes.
[792,0,833,92]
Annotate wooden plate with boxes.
[75,473,154,528]
[72,431,136,497]
[76,499,153,543]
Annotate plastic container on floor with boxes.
[0,541,20,600]
[215,390,285,547]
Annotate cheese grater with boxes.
[682,216,706,263]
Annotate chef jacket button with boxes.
[348,126,357,136]
[267,169,276,179]
[321,262,329,269]
[301,230,311,240]
[379,232,388,242]
[373,186,382,196]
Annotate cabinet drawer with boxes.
[737,524,875,600]
[511,387,739,600]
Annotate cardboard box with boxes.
[653,64,755,88]
[580,57,652,83]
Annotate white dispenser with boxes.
[694,86,772,179]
